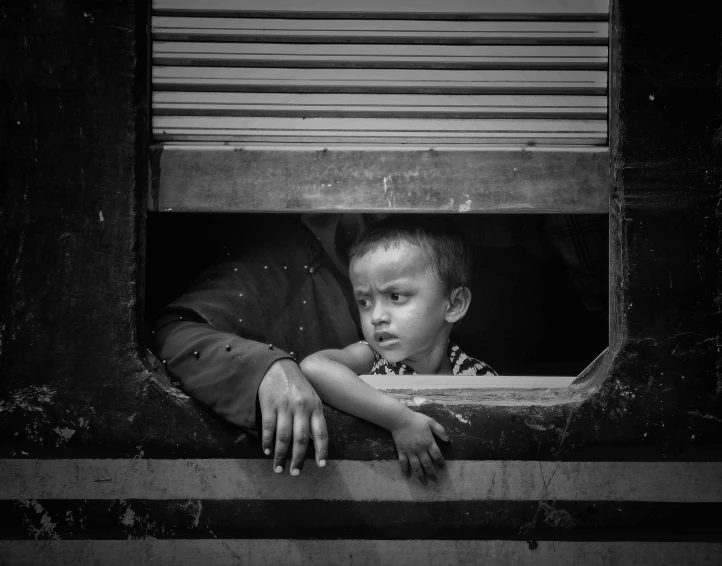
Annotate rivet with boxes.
[162,359,167,364]
[239,318,243,322]
[309,267,315,274]
[239,293,243,297]
[194,351,200,359]
[283,266,287,269]
[290,351,295,357]
[268,344,274,350]
[225,345,231,351]
[304,265,307,269]
[264,265,268,269]
[299,327,303,331]
[303,300,306,304]
[234,268,238,272]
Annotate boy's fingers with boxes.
[419,452,437,483]
[430,420,449,442]
[428,443,446,469]
[408,455,427,485]
[398,453,410,476]
[273,414,292,473]
[310,411,328,467]
[289,416,310,476]
[261,412,277,456]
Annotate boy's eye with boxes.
[389,293,407,302]
[389,293,400,301]
[357,298,370,308]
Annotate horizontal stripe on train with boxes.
[1,540,720,566]
[3,499,722,541]
[3,460,721,502]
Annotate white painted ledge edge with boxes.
[360,374,576,390]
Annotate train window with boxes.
[146,212,608,386]
[146,0,611,392]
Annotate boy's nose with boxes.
[370,303,389,325]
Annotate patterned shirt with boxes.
[361,342,497,376]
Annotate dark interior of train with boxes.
[145,212,608,377]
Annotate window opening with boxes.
[146,0,611,390]
[145,212,608,387]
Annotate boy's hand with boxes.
[390,410,449,485]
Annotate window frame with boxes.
[142,0,616,403]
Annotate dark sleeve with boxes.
[153,316,292,434]
[150,220,359,433]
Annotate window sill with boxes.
[361,348,610,407]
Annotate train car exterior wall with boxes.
[1,1,720,564]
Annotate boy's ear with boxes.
[445,286,472,323]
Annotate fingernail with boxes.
[318,459,327,468]
[264,448,271,456]
[291,468,300,476]
[275,466,283,474]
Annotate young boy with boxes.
[300,218,496,483]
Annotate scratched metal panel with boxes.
[150,147,609,212]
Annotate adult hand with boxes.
[258,358,328,475]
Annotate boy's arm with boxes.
[300,343,405,432]
[300,344,449,483]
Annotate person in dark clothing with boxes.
[152,214,366,477]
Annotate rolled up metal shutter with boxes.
[152,0,608,149]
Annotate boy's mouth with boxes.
[374,331,399,346]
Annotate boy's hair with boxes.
[348,216,472,295]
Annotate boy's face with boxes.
[350,242,452,368]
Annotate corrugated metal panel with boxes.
[151,0,608,149]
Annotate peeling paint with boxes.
[458,199,472,212]
[382,175,397,207]
[54,427,76,443]
[18,500,60,540]
[121,506,136,528]
[453,412,471,425]
[0,386,55,414]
